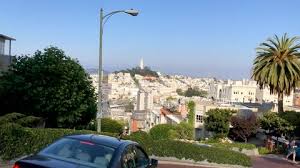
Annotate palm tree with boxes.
[252,34,300,113]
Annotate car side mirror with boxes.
[148,158,158,168]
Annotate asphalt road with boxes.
[158,164,210,168]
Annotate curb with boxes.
[153,156,249,168]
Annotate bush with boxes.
[280,111,300,137]
[86,118,124,133]
[150,140,251,167]
[0,113,26,125]
[204,108,234,138]
[175,122,194,140]
[258,147,270,155]
[149,124,176,140]
[0,125,251,167]
[207,142,256,151]
[124,131,153,154]
[0,124,115,160]
[0,113,43,128]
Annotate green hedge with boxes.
[207,142,256,151]
[151,140,251,167]
[149,124,176,140]
[125,131,251,167]
[86,118,124,133]
[0,123,115,160]
[0,125,251,167]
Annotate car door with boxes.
[121,144,150,168]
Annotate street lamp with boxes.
[97,8,139,133]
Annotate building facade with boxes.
[0,34,15,71]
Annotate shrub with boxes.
[204,108,234,138]
[149,124,176,140]
[0,124,115,160]
[150,140,251,167]
[124,131,153,154]
[86,118,124,133]
[280,111,300,137]
[258,147,270,155]
[0,113,43,128]
[0,113,26,125]
[175,122,194,140]
[0,125,251,167]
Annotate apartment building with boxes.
[0,34,15,71]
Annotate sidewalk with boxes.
[252,154,300,168]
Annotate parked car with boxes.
[13,134,158,168]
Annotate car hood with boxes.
[17,154,92,168]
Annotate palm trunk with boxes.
[278,92,284,113]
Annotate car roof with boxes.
[65,134,135,148]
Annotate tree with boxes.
[279,111,300,137]
[204,108,234,138]
[176,88,184,96]
[187,101,195,126]
[260,112,294,139]
[0,47,97,128]
[252,34,300,113]
[125,101,134,112]
[184,87,208,97]
[230,114,259,142]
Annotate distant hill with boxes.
[85,68,110,75]
[115,66,159,77]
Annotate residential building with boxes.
[0,34,15,71]
[209,79,257,103]
[256,87,294,107]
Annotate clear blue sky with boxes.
[1,0,300,79]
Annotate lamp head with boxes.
[124,9,139,16]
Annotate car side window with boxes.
[134,146,149,168]
[122,145,136,168]
[121,145,149,168]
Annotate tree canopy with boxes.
[259,112,294,137]
[0,47,97,128]
[252,34,300,113]
[204,108,234,138]
[230,114,259,142]
[177,87,208,97]
[116,66,158,77]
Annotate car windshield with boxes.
[39,138,115,168]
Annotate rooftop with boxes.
[0,34,16,41]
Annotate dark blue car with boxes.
[13,134,158,168]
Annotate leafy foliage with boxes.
[0,125,251,167]
[177,87,208,97]
[252,34,300,113]
[86,118,124,133]
[259,112,294,137]
[0,123,116,160]
[0,113,43,128]
[187,101,195,126]
[279,111,300,137]
[149,124,176,140]
[150,140,251,167]
[175,122,194,140]
[117,66,158,77]
[230,114,259,142]
[204,109,234,138]
[0,47,97,128]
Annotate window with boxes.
[196,115,203,123]
[122,145,149,168]
[39,138,115,168]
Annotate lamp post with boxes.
[97,8,139,133]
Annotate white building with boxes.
[209,79,257,103]
[256,87,293,106]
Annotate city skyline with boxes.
[1,0,300,79]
